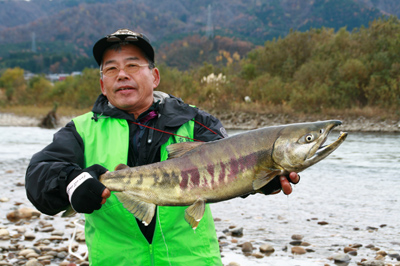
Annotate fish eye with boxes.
[320,129,324,134]
[305,134,314,143]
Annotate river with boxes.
[0,126,399,266]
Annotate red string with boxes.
[130,121,204,142]
[194,120,219,135]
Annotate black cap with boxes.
[93,29,154,66]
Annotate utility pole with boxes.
[31,32,36,53]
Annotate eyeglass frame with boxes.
[100,62,150,78]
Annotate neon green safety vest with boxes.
[73,112,222,266]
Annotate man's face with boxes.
[100,44,160,118]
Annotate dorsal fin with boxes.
[166,142,204,159]
[114,164,130,171]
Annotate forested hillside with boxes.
[0,0,398,72]
[1,17,399,116]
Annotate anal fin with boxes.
[115,192,156,226]
[61,205,77,217]
[185,198,206,230]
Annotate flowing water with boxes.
[0,126,399,265]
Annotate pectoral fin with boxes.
[185,198,206,230]
[115,192,156,226]
[252,170,282,191]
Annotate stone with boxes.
[344,246,357,253]
[75,230,85,242]
[0,197,9,202]
[252,252,264,259]
[291,234,304,240]
[388,250,400,259]
[24,232,36,241]
[25,259,43,266]
[19,249,36,257]
[241,242,253,253]
[376,250,387,256]
[360,260,384,266]
[330,253,351,263]
[26,252,40,259]
[6,208,41,222]
[0,229,10,239]
[289,240,302,246]
[291,246,306,255]
[231,227,243,237]
[260,244,275,253]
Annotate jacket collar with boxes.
[91,92,198,128]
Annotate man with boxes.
[25,29,299,266]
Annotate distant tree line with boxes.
[0,17,399,114]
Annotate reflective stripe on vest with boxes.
[73,112,222,266]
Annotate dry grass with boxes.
[1,104,398,123]
[0,105,91,118]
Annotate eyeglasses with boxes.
[100,63,149,78]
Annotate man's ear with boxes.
[152,68,160,88]
[100,78,106,96]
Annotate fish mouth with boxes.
[307,122,347,165]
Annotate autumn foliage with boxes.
[0,17,399,116]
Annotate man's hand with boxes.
[279,172,300,195]
[67,164,110,213]
[257,172,300,195]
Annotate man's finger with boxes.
[289,172,300,184]
[280,176,292,195]
[101,188,111,204]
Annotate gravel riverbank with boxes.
[1,112,399,132]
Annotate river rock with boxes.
[289,240,302,246]
[344,246,357,253]
[75,230,85,242]
[388,249,400,259]
[0,229,10,240]
[252,252,264,259]
[241,242,253,253]
[231,227,243,237]
[291,246,306,255]
[19,248,36,257]
[330,253,351,263]
[291,234,304,241]
[26,252,40,259]
[376,250,387,256]
[360,260,385,266]
[260,244,275,253]
[6,208,41,222]
[25,259,43,266]
[24,232,36,240]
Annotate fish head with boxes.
[272,120,347,173]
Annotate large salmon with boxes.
[64,120,347,229]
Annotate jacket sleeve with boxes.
[25,121,85,215]
[193,109,228,142]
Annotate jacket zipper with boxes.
[149,244,155,266]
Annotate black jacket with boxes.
[25,92,227,217]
